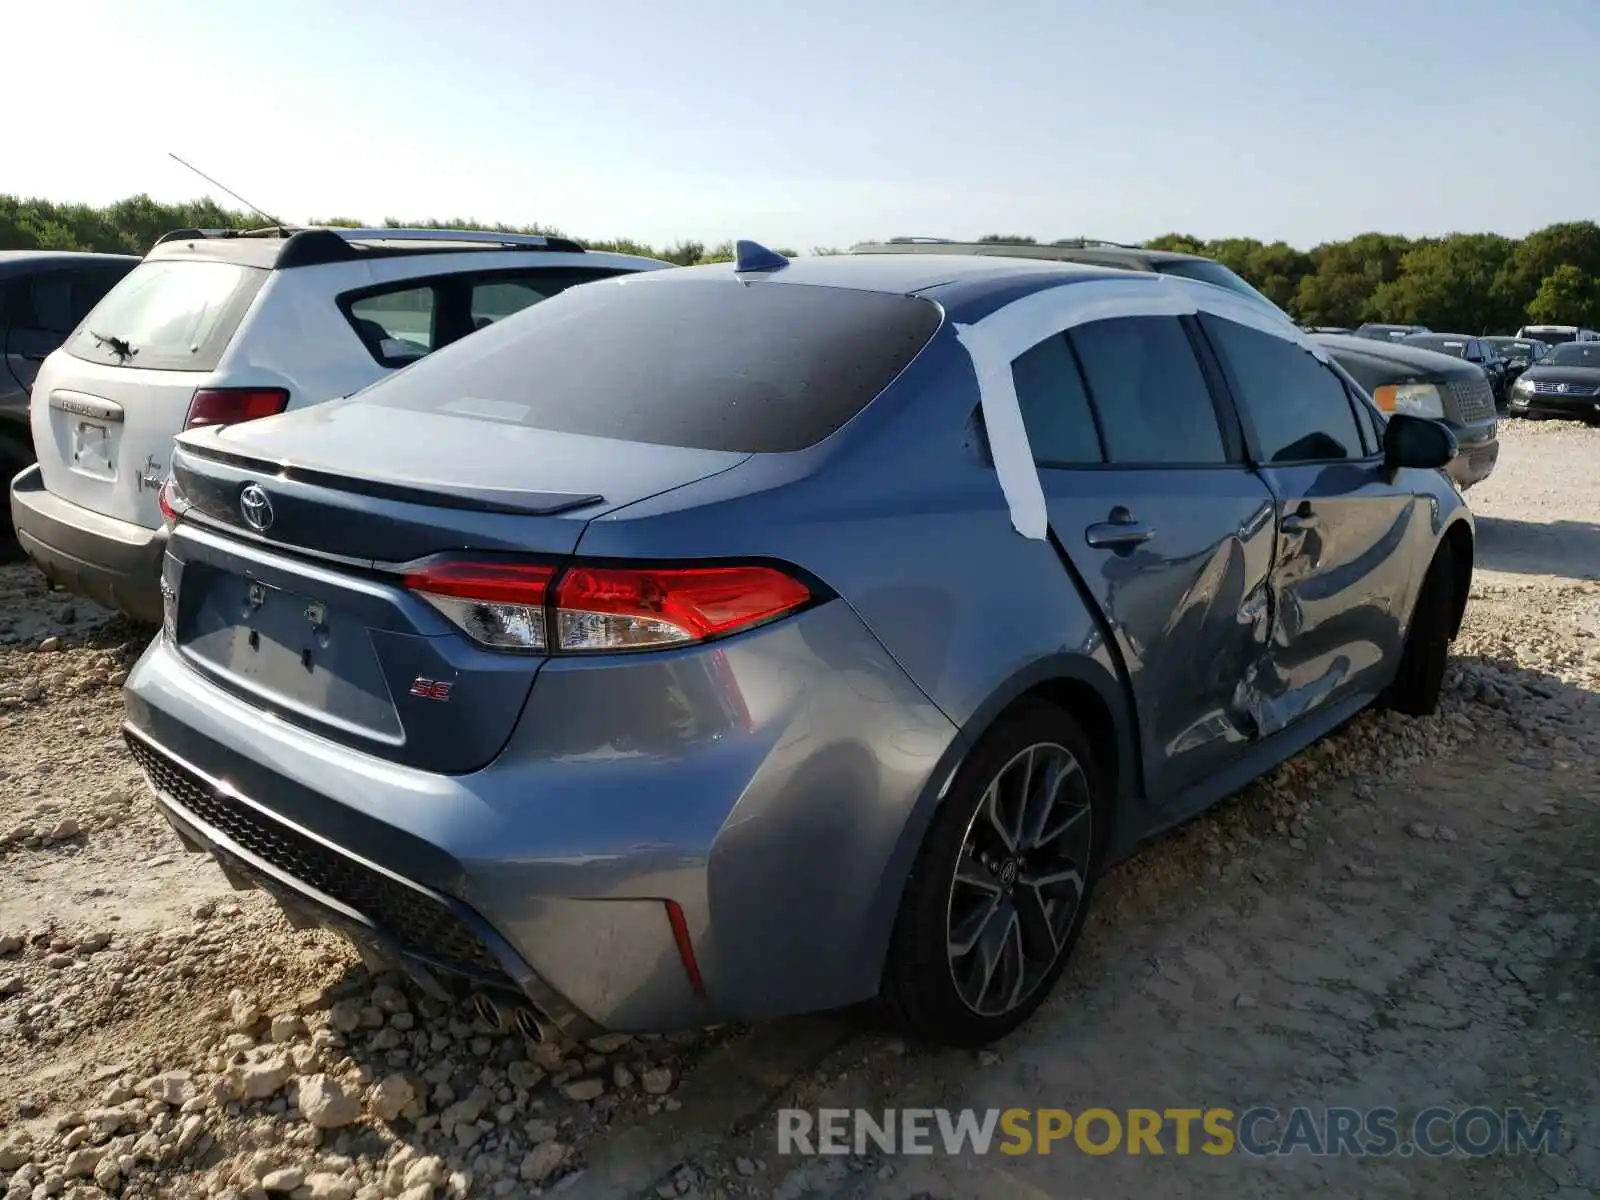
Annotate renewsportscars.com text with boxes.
[777,1106,1562,1158]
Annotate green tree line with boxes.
[3,193,1596,330]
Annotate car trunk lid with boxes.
[165,400,749,773]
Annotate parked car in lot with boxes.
[850,238,1291,319]
[1,251,139,546]
[1354,323,1429,342]
[1399,332,1511,407]
[1507,341,1600,421]
[1483,335,1550,388]
[123,246,1471,1047]
[10,227,668,621]
[1516,324,1600,346]
[1314,333,1499,488]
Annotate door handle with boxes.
[1085,520,1155,550]
[1280,513,1319,533]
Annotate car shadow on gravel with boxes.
[1474,515,1600,581]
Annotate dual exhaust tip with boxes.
[471,990,553,1044]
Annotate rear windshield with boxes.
[1542,343,1600,367]
[65,260,265,371]
[360,275,942,452]
[1403,335,1468,357]
[1521,327,1576,345]
[1154,259,1278,310]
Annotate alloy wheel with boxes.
[945,741,1094,1016]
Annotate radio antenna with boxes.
[168,152,284,227]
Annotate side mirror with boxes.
[1384,413,1457,471]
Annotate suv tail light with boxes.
[183,387,290,431]
[402,559,813,654]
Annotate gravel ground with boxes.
[1,418,1597,1200]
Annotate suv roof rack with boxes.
[875,236,1144,251]
[1048,237,1142,250]
[151,225,587,266]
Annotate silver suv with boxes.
[10,227,667,621]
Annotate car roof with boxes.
[1404,332,1475,341]
[0,250,140,277]
[648,252,1256,326]
[850,240,1219,268]
[1315,333,1481,377]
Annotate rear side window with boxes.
[65,260,264,371]
[471,278,561,328]
[1202,316,1366,464]
[350,288,437,364]
[342,268,624,368]
[1011,334,1103,465]
[1068,316,1228,464]
[361,276,942,453]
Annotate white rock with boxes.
[403,1155,448,1191]
[306,1173,357,1200]
[560,1078,604,1103]
[506,1061,544,1091]
[298,1075,361,1129]
[141,1071,196,1106]
[367,1074,415,1123]
[262,1166,306,1192]
[639,1067,674,1096]
[270,1014,307,1043]
[519,1142,567,1183]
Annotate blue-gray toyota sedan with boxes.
[124,247,1472,1047]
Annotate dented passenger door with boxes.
[1010,317,1278,803]
[1198,315,1415,732]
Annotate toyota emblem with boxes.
[239,483,275,532]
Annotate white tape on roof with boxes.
[953,275,1329,540]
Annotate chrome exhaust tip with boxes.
[512,1006,547,1043]
[471,991,507,1031]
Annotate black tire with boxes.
[880,698,1108,1047]
[1380,540,1455,716]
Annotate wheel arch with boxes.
[861,652,1141,992]
[1441,515,1473,638]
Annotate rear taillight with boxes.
[403,561,556,651]
[402,560,813,654]
[156,477,183,528]
[554,565,812,651]
[182,387,290,431]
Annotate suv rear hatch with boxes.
[30,257,267,529]
[163,271,940,774]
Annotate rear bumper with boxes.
[122,605,961,1032]
[9,464,166,622]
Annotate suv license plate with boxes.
[71,420,115,478]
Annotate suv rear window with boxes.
[1154,259,1279,310]
[361,276,942,452]
[65,260,265,371]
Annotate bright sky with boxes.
[10,0,1598,251]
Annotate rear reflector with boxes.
[402,559,812,654]
[663,900,707,1000]
[183,387,291,430]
